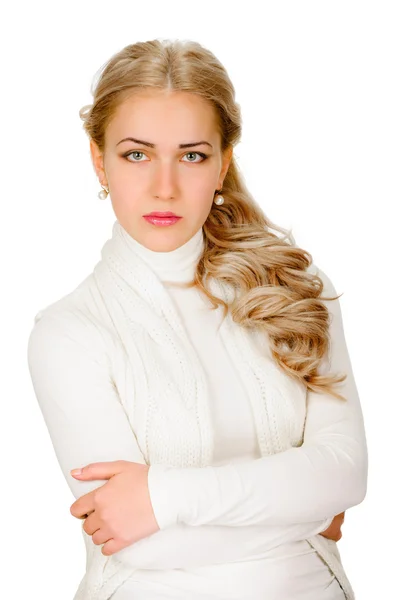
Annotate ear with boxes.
[90,139,108,187]
[219,144,233,186]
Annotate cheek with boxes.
[189,172,217,196]
[110,166,135,188]
[108,164,146,198]
[190,196,215,220]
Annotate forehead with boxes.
[107,90,218,141]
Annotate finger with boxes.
[101,538,120,556]
[71,505,95,519]
[91,528,110,545]
[83,514,101,536]
[69,489,96,518]
[72,461,124,482]
[79,509,95,519]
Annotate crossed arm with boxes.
[27,266,368,569]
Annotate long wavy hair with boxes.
[79,38,347,401]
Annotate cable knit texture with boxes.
[27,219,367,600]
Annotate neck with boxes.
[116,220,205,284]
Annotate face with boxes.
[90,89,233,251]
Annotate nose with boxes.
[152,159,179,200]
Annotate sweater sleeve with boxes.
[27,309,148,501]
[147,266,369,529]
[27,307,334,570]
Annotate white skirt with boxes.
[111,539,346,600]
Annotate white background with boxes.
[1,1,398,598]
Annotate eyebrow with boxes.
[116,137,213,149]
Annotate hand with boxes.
[319,511,345,542]
[69,460,160,556]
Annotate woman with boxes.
[27,39,368,600]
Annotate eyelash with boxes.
[122,150,209,163]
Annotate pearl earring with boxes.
[214,192,224,205]
[98,185,109,200]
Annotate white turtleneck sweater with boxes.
[27,223,365,599]
[110,227,345,599]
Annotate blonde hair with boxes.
[79,38,347,401]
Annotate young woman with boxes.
[27,39,368,600]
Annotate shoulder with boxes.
[305,262,340,298]
[28,273,111,363]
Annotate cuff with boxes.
[317,515,335,534]
[147,463,216,529]
[147,463,182,530]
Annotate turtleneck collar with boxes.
[116,220,205,283]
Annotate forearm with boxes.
[146,266,368,531]
[114,517,334,570]
[147,436,365,528]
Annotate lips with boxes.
[144,211,180,217]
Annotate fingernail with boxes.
[71,469,83,476]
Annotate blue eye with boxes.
[124,151,147,162]
[122,150,208,163]
[182,151,208,163]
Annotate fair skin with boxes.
[69,90,345,555]
[90,89,233,252]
